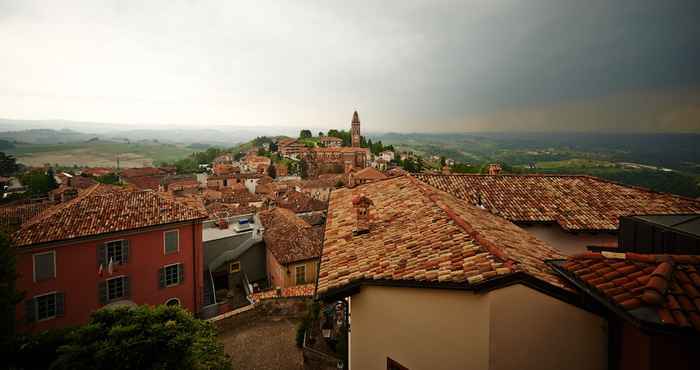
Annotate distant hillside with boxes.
[5,141,194,168]
[0,118,297,145]
[0,128,100,144]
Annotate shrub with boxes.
[50,305,232,370]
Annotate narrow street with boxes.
[219,316,303,370]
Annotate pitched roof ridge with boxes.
[407,175,513,266]
[153,190,208,219]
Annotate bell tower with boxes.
[351,110,361,148]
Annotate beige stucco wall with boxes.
[348,284,607,370]
[349,286,491,370]
[266,249,318,288]
[520,224,617,255]
[489,284,608,370]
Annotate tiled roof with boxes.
[122,175,164,191]
[120,167,164,178]
[0,202,54,231]
[385,167,408,177]
[552,252,700,332]
[415,174,700,232]
[70,175,98,190]
[354,167,387,181]
[81,167,114,177]
[221,189,262,205]
[205,202,256,219]
[259,207,323,265]
[317,176,565,295]
[250,284,315,301]
[13,185,207,247]
[276,190,327,214]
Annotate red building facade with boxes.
[12,185,207,333]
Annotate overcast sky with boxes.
[1,0,700,133]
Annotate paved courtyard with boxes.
[219,316,303,370]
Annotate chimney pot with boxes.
[352,194,373,235]
[488,163,502,175]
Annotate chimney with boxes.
[488,163,502,175]
[352,194,373,235]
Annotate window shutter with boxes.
[25,299,36,323]
[56,293,65,317]
[98,244,106,266]
[121,240,130,264]
[159,268,165,288]
[98,281,107,304]
[123,277,130,298]
[178,264,184,284]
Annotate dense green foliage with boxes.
[94,173,120,185]
[162,147,227,174]
[19,305,234,370]
[296,301,319,348]
[299,130,313,139]
[19,170,57,196]
[398,157,424,173]
[5,327,75,370]
[532,167,700,198]
[0,232,23,342]
[0,152,20,176]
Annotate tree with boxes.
[96,173,120,185]
[318,131,324,137]
[0,232,23,342]
[51,305,232,370]
[47,167,58,190]
[0,152,19,176]
[299,158,309,179]
[299,130,312,139]
[267,164,277,179]
[20,170,58,196]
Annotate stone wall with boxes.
[212,297,310,332]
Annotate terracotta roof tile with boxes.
[554,252,700,332]
[415,174,700,231]
[0,201,54,231]
[259,208,322,264]
[250,284,315,301]
[276,190,327,214]
[317,175,566,295]
[12,185,207,247]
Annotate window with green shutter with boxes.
[164,230,179,254]
[163,264,183,287]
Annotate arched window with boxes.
[165,298,180,307]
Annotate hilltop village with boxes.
[2,112,700,370]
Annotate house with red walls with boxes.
[11,184,207,333]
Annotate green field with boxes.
[6,141,194,168]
